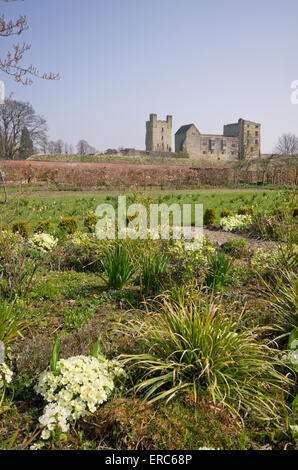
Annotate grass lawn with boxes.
[0,187,285,231]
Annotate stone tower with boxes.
[224,118,261,159]
[146,114,172,152]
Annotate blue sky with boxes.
[1,0,298,152]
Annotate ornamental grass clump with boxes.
[0,298,29,345]
[205,252,232,290]
[99,243,136,289]
[141,253,169,297]
[122,294,291,419]
[260,270,298,339]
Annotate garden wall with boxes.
[0,160,296,187]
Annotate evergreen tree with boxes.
[19,127,34,160]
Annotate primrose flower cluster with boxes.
[170,234,216,261]
[35,355,125,438]
[0,362,13,387]
[68,231,92,246]
[28,233,57,253]
[0,230,23,256]
[251,245,297,272]
[220,214,252,233]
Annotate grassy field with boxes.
[0,187,284,231]
[28,153,237,167]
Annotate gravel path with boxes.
[202,228,278,252]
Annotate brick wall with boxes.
[0,160,296,187]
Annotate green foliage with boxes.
[62,304,95,330]
[227,264,250,287]
[19,127,34,160]
[221,209,234,218]
[84,212,99,233]
[12,222,30,239]
[0,231,37,297]
[238,206,254,216]
[58,216,78,234]
[203,208,217,226]
[50,333,61,374]
[34,220,53,234]
[206,252,232,290]
[89,336,106,362]
[273,207,288,220]
[222,238,249,257]
[141,253,168,297]
[262,270,298,339]
[99,243,136,289]
[0,298,29,345]
[123,294,290,419]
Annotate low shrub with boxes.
[0,231,37,297]
[58,216,78,234]
[12,222,30,239]
[84,212,99,233]
[238,206,254,216]
[203,208,217,226]
[34,220,53,234]
[273,207,288,221]
[221,209,233,218]
[221,238,249,257]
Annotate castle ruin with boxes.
[146,114,173,152]
[146,114,261,160]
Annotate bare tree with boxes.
[77,139,96,156]
[0,0,59,84]
[0,99,47,159]
[275,133,298,156]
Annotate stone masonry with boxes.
[174,118,261,160]
[146,114,173,152]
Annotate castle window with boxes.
[255,140,258,144]
[255,131,259,136]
